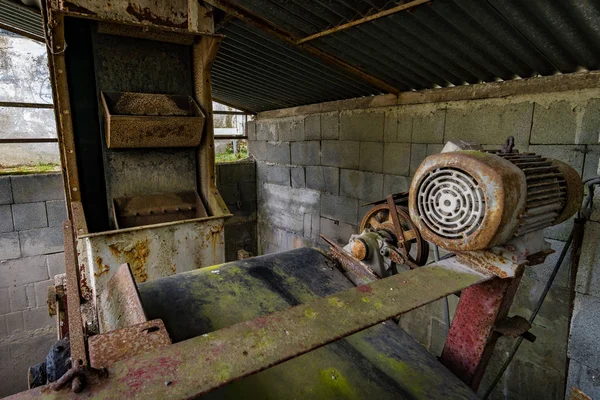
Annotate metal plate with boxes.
[79,217,226,332]
[88,319,171,369]
[97,264,146,332]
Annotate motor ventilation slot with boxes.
[416,168,485,239]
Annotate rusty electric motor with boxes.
[408,147,583,251]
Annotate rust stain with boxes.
[125,4,188,28]
[63,1,96,15]
[94,256,111,278]
[109,239,150,283]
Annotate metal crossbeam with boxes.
[12,259,489,399]
[296,0,431,45]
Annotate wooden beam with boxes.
[296,0,431,45]
[203,0,400,95]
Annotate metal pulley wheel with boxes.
[359,204,429,268]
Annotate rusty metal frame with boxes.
[12,259,490,399]
[203,0,400,95]
[62,220,88,367]
[296,0,431,44]
[440,272,524,391]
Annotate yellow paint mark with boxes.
[373,301,383,309]
[361,297,371,303]
[327,297,344,307]
[317,368,359,399]
[304,308,317,319]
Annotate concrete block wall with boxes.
[248,87,600,400]
[216,159,258,261]
[0,173,67,397]
[566,183,600,397]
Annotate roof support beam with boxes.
[296,0,431,45]
[203,0,400,95]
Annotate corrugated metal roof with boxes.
[214,0,600,112]
[0,0,44,41]
[212,20,382,112]
[3,0,600,113]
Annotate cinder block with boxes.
[321,112,339,140]
[321,193,358,225]
[319,217,357,246]
[531,101,577,144]
[340,110,384,141]
[359,142,383,173]
[0,232,20,260]
[305,115,321,140]
[430,317,447,356]
[9,284,35,312]
[582,145,600,182]
[247,119,257,141]
[445,102,533,147]
[256,163,290,187]
[291,167,305,189]
[340,169,384,202]
[248,140,266,161]
[6,311,23,334]
[278,117,305,142]
[0,205,13,233]
[12,202,47,231]
[580,98,600,144]
[23,307,53,331]
[258,184,320,235]
[305,166,339,195]
[412,109,445,143]
[303,213,320,239]
[291,141,320,166]
[219,183,240,206]
[528,145,584,173]
[382,143,411,176]
[0,176,12,205]
[545,216,574,242]
[576,221,600,297]
[397,112,412,142]
[46,252,65,278]
[384,175,410,195]
[256,120,277,141]
[19,227,64,257]
[238,181,257,203]
[255,141,290,164]
[0,315,6,336]
[0,287,9,315]
[217,160,255,184]
[321,141,359,169]
[410,144,428,176]
[11,173,64,203]
[384,110,397,143]
[0,256,48,287]
[34,279,53,309]
[426,143,444,156]
[566,359,600,400]
[528,239,571,289]
[569,293,600,369]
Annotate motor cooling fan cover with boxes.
[408,151,527,251]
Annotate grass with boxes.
[216,148,249,163]
[0,163,61,176]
